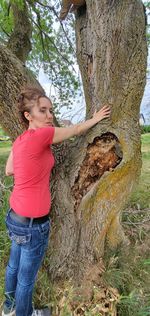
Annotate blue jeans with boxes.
[4,209,50,316]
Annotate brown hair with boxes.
[18,86,49,127]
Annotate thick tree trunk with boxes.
[0,45,43,139]
[47,0,147,283]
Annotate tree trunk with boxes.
[0,0,147,289]
[47,0,147,283]
[0,45,43,139]
[7,1,32,63]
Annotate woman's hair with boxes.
[18,86,49,126]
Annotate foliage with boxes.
[143,1,150,43]
[141,124,150,133]
[144,1,150,8]
[0,0,81,114]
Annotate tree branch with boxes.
[7,0,32,63]
[30,15,76,73]
[34,0,75,54]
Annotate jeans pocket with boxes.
[8,230,31,245]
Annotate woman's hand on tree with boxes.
[93,105,111,123]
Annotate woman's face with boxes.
[25,97,54,129]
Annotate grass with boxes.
[103,133,150,315]
[0,138,13,310]
[141,125,150,134]
[0,133,150,315]
[127,133,150,209]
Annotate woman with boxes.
[3,87,110,316]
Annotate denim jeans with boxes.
[4,209,50,316]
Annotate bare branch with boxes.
[34,0,75,54]
[30,15,76,73]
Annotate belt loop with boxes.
[29,218,33,228]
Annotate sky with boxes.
[140,54,150,124]
[140,2,150,124]
[38,68,85,124]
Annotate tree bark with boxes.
[0,45,42,140]
[7,1,32,63]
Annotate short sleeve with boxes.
[35,127,55,147]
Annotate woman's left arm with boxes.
[52,105,110,144]
[5,150,14,176]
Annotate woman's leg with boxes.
[4,240,21,311]
[15,221,50,316]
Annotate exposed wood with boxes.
[59,0,86,20]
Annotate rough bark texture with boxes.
[0,0,147,286]
[0,1,41,139]
[47,0,147,282]
[7,1,32,63]
[0,45,42,140]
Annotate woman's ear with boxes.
[24,111,32,122]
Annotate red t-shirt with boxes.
[10,127,55,218]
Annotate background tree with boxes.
[0,0,147,303]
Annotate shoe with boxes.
[2,304,15,316]
[32,308,51,316]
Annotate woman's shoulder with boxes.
[13,127,55,147]
[35,126,55,133]
[34,127,55,145]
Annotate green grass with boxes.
[0,141,13,310]
[103,133,150,316]
[0,141,11,149]
[128,134,150,209]
[103,247,150,316]
[141,125,150,134]
[0,133,150,315]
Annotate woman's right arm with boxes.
[53,105,110,144]
[5,150,14,176]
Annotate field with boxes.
[0,132,150,315]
